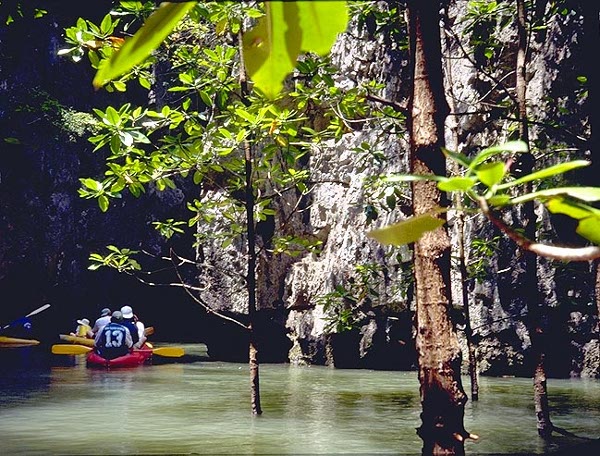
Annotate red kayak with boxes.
[86,344,153,368]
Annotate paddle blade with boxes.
[52,344,92,355]
[59,334,95,347]
[144,326,154,336]
[26,303,51,318]
[0,336,40,346]
[152,347,184,357]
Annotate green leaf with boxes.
[81,178,102,191]
[242,2,299,99]
[243,1,348,99]
[487,194,511,207]
[437,176,476,192]
[93,2,197,88]
[367,210,446,246]
[576,216,600,244]
[496,160,590,190]
[98,195,110,212]
[511,187,600,205]
[469,141,528,170]
[546,197,600,220]
[100,14,113,35]
[296,1,349,55]
[475,161,506,187]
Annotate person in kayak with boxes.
[88,307,112,338]
[120,305,146,349]
[94,310,133,360]
[70,318,91,338]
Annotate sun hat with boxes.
[121,305,134,319]
[100,308,111,317]
[77,318,90,326]
[111,310,123,322]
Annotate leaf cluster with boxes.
[64,1,389,271]
[368,141,600,248]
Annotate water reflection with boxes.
[0,344,598,455]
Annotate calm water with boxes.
[0,344,598,455]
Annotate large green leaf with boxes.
[511,187,600,204]
[242,2,298,99]
[546,197,600,220]
[93,2,197,89]
[367,211,446,246]
[243,1,348,99]
[577,216,600,245]
[437,176,476,192]
[475,161,506,188]
[496,160,590,190]
[297,1,349,55]
[545,198,600,244]
[469,140,528,170]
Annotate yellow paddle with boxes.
[51,344,185,357]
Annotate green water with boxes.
[0,344,598,455]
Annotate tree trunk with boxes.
[406,1,469,453]
[245,137,262,416]
[239,33,262,416]
[442,7,479,401]
[515,0,553,438]
[460,236,479,402]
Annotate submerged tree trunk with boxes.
[459,228,479,402]
[515,0,552,438]
[406,1,470,453]
[239,33,262,416]
[442,9,479,401]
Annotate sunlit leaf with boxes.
[496,160,590,190]
[487,194,511,207]
[367,211,446,246]
[297,1,349,55]
[469,140,528,170]
[98,195,109,212]
[511,187,600,204]
[93,2,196,88]
[576,216,600,245]
[546,197,600,220]
[243,1,348,99]
[437,176,476,192]
[476,161,505,187]
[242,2,299,99]
[82,178,102,191]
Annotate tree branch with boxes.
[478,198,600,262]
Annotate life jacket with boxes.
[95,323,131,360]
[76,324,91,337]
[122,318,140,345]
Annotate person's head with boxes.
[111,310,123,323]
[121,305,134,320]
[77,318,90,326]
[100,308,111,317]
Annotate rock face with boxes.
[0,2,199,338]
[282,2,598,377]
[0,2,597,377]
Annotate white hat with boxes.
[77,318,90,326]
[121,305,134,319]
